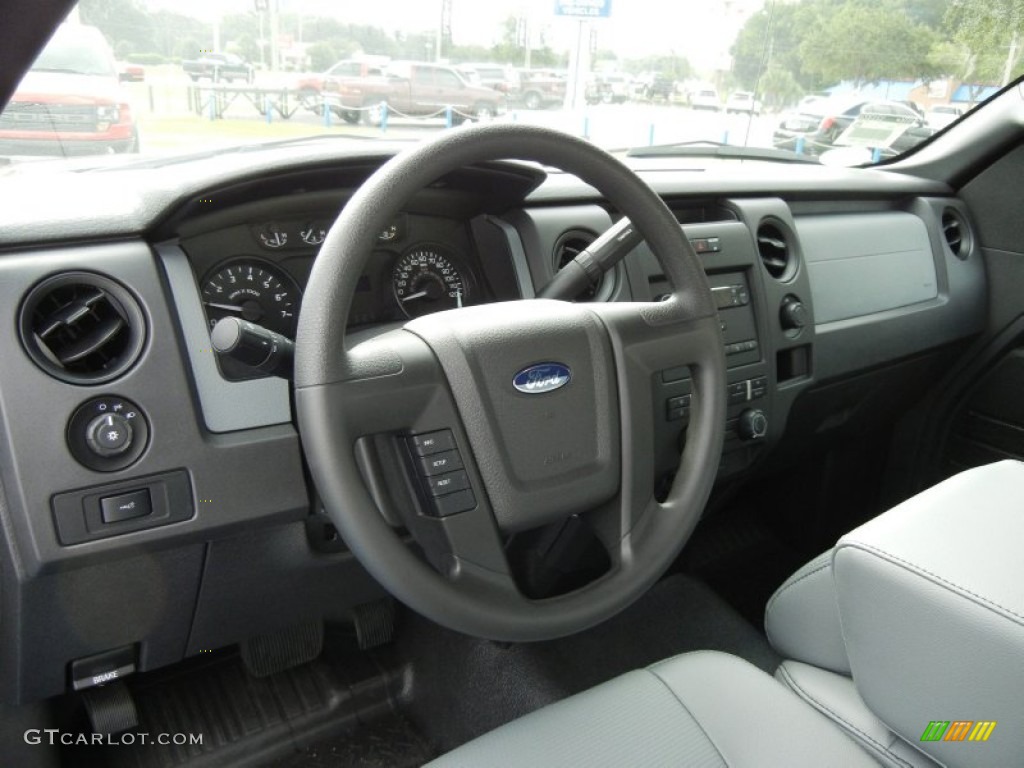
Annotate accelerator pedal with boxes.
[240,619,324,678]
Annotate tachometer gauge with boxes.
[392,246,469,318]
[299,222,327,246]
[201,259,301,338]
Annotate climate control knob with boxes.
[737,408,768,440]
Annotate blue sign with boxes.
[554,0,612,18]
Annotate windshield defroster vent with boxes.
[19,272,146,385]
[941,209,970,260]
[756,222,792,280]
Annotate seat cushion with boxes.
[427,650,878,767]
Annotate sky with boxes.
[144,0,766,65]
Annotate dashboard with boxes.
[0,142,990,704]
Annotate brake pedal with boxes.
[82,680,138,735]
[352,597,397,650]
[240,620,324,678]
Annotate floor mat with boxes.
[61,643,424,768]
[395,572,780,754]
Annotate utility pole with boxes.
[438,0,452,63]
[1002,31,1020,86]
[269,0,280,72]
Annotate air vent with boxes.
[19,272,146,384]
[756,222,792,280]
[553,229,612,301]
[941,209,969,260]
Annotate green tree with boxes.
[945,0,1024,86]
[78,0,157,56]
[799,1,939,85]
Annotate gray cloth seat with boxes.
[430,461,1024,768]
[427,650,879,767]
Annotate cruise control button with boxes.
[426,470,470,497]
[418,450,464,477]
[410,429,455,456]
[430,489,476,517]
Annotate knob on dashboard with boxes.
[85,413,134,457]
[780,296,807,331]
[737,408,768,440]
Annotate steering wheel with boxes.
[294,124,726,642]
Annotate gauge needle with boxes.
[456,288,463,308]
[401,290,429,303]
[204,301,246,312]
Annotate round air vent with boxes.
[941,208,970,260]
[756,221,793,280]
[19,272,146,385]
[552,229,614,301]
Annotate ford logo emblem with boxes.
[512,362,572,394]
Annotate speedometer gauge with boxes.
[201,258,301,338]
[392,246,469,318]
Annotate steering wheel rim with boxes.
[295,123,726,641]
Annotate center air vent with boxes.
[19,272,146,385]
[553,229,611,301]
[941,209,969,259]
[756,222,792,280]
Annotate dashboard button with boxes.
[410,429,455,456]
[100,489,152,524]
[418,450,464,477]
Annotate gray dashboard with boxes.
[0,151,987,703]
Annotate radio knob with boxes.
[737,409,768,440]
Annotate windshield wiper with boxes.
[626,141,819,164]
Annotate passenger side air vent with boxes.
[19,272,146,384]
[756,222,792,280]
[941,209,970,260]
[553,229,610,301]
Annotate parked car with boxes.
[293,59,386,96]
[515,68,567,109]
[926,103,965,130]
[181,52,254,83]
[725,90,761,114]
[328,61,505,125]
[689,87,721,110]
[117,62,144,83]
[0,22,137,156]
[458,62,519,96]
[773,98,934,157]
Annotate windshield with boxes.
[1,0,1022,166]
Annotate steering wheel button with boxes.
[410,429,456,456]
[427,469,470,497]
[418,449,464,477]
[429,489,477,518]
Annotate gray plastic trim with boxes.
[485,215,536,299]
[157,243,291,432]
[798,212,938,324]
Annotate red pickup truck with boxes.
[0,23,138,156]
[325,61,506,125]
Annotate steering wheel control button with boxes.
[430,489,477,518]
[67,396,150,472]
[99,488,152,524]
[426,470,470,497]
[86,413,133,457]
[410,429,455,457]
[418,449,464,477]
